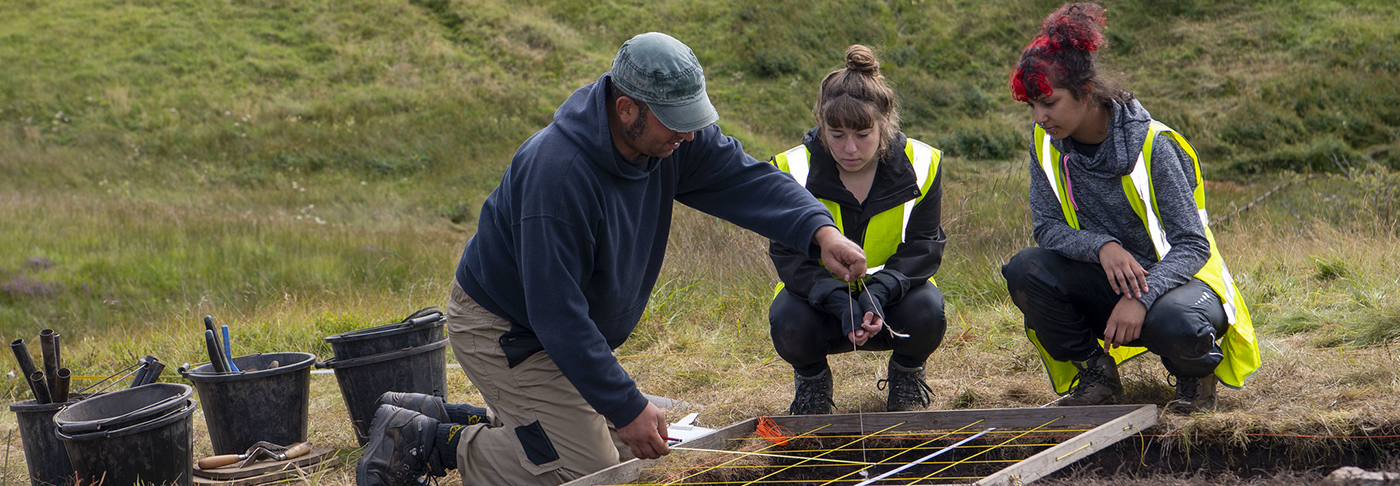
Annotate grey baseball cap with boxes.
[610,32,719,133]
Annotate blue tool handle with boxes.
[221,325,239,372]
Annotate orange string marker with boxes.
[755,416,791,446]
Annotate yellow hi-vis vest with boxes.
[1030,122,1261,393]
[771,139,941,292]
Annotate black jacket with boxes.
[769,128,946,302]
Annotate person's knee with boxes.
[769,302,822,343]
[566,447,622,478]
[1144,301,1222,376]
[769,293,830,365]
[885,285,947,358]
[1002,247,1057,294]
[768,309,808,338]
[894,285,947,335]
[1145,284,1222,343]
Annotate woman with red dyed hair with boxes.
[1001,3,1260,414]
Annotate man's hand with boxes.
[616,402,670,460]
[1103,294,1146,349]
[1098,241,1148,298]
[815,226,866,281]
[846,313,883,346]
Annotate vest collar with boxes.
[800,128,919,215]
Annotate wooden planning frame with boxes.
[565,404,1158,486]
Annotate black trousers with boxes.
[1001,247,1227,378]
[769,283,947,376]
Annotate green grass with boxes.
[1,0,1396,373]
[3,0,1400,481]
[0,0,1396,390]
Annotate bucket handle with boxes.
[56,400,192,441]
[56,392,187,434]
[405,313,443,327]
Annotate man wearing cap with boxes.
[356,32,866,486]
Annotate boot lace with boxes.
[1173,376,1200,401]
[1069,362,1111,397]
[790,376,834,414]
[878,371,932,408]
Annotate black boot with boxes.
[1165,372,1218,414]
[788,369,834,415]
[378,392,491,425]
[1058,354,1121,406]
[878,361,932,412]
[356,405,445,486]
[376,392,449,422]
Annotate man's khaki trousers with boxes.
[446,281,633,485]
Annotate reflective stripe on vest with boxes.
[1031,122,1261,393]
[774,140,940,274]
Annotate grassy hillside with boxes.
[2,0,1398,371]
[3,0,1396,332]
[2,1,1400,482]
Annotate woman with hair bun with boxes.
[768,44,948,415]
[1001,3,1260,413]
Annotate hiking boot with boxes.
[788,369,834,415]
[356,405,445,486]
[1057,354,1121,406]
[377,392,449,423]
[877,361,933,412]
[1165,373,1218,414]
[378,392,491,425]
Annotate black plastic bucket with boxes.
[56,397,196,486]
[322,339,447,445]
[180,352,314,455]
[10,395,85,486]
[323,312,445,361]
[52,383,190,436]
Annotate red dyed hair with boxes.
[1009,3,1129,104]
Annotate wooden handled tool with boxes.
[197,452,253,470]
[277,441,313,460]
[197,441,313,469]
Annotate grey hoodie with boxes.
[1026,99,1210,309]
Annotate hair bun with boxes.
[844,45,880,76]
[1040,2,1106,53]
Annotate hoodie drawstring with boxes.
[1062,154,1079,211]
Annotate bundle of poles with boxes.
[11,330,168,404]
[10,329,71,404]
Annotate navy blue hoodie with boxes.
[456,73,834,428]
